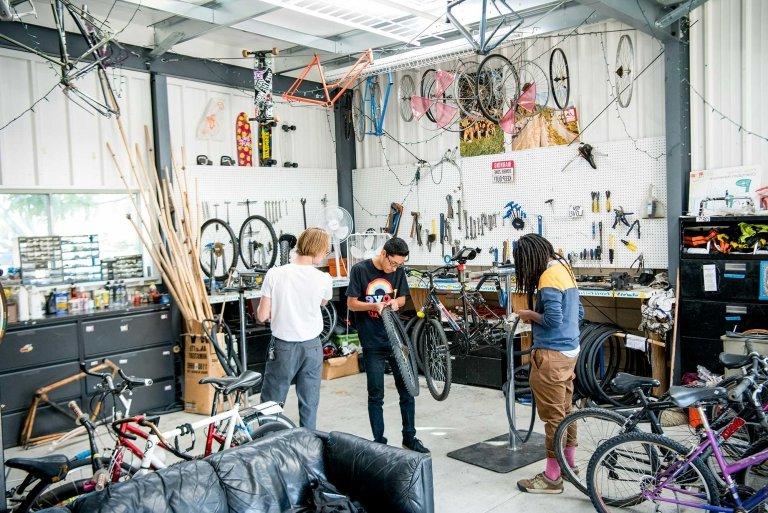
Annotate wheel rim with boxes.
[238,215,277,271]
[615,34,634,108]
[476,54,518,123]
[200,219,238,279]
[320,302,336,343]
[399,74,415,122]
[549,48,570,109]
[517,60,550,112]
[352,88,365,142]
[455,60,480,118]
[423,321,449,397]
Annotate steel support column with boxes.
[150,73,173,179]
[334,92,356,252]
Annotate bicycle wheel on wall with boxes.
[549,48,570,109]
[615,34,634,108]
[381,308,419,397]
[418,317,451,401]
[200,218,239,279]
[476,53,518,123]
[398,73,415,122]
[238,215,277,271]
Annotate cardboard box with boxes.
[322,352,360,380]
[183,324,226,414]
[689,165,767,215]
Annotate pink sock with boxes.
[545,457,561,481]
[565,446,577,468]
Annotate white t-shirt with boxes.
[260,264,333,341]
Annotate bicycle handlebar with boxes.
[729,376,753,402]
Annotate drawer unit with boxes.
[679,336,723,375]
[83,345,175,393]
[100,379,176,417]
[0,361,81,413]
[0,324,78,373]
[679,300,768,340]
[2,401,76,449]
[82,311,172,357]
[680,259,765,302]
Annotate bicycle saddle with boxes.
[200,370,262,395]
[611,373,660,394]
[668,385,727,408]
[5,454,70,481]
[719,352,754,370]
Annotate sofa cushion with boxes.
[206,428,326,513]
[324,431,434,513]
[67,459,227,513]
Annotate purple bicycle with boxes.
[587,352,768,513]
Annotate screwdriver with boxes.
[621,239,638,252]
[609,235,616,263]
[605,190,612,212]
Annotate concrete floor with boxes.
[5,373,598,513]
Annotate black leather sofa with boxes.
[39,428,433,513]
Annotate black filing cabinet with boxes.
[677,216,768,380]
[0,305,178,448]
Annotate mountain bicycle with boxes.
[0,0,123,117]
[408,247,511,401]
[555,355,767,497]
[587,352,768,513]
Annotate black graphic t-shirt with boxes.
[346,259,410,349]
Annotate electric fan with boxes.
[348,231,391,270]
[316,206,353,278]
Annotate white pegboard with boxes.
[352,137,668,269]
[187,165,339,272]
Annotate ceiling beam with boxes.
[655,0,709,28]
[574,0,672,41]
[254,0,420,45]
[373,0,441,22]
[119,0,345,55]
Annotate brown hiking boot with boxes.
[516,472,564,494]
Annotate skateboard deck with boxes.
[236,112,253,166]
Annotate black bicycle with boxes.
[408,247,510,401]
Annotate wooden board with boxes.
[235,112,253,166]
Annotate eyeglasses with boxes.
[385,254,407,269]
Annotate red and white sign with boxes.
[563,107,578,123]
[491,160,514,183]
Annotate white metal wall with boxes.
[355,20,666,168]
[166,77,337,169]
[0,47,152,189]
[689,0,768,172]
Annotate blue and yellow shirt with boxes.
[532,261,584,352]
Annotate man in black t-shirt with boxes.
[346,238,429,453]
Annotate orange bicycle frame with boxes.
[282,49,374,108]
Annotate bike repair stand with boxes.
[447,265,546,473]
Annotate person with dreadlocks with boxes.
[513,234,583,494]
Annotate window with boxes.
[0,192,144,281]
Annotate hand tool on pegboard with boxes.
[599,221,604,260]
[300,198,307,229]
[446,195,454,219]
[385,203,404,236]
[457,200,462,229]
[609,235,616,263]
[605,190,612,212]
[464,211,469,238]
[537,215,543,236]
[626,219,640,238]
[612,207,632,229]
[502,240,510,263]
[410,212,423,246]
[445,220,452,247]
[489,246,499,265]
[321,194,328,208]
[439,213,446,256]
[621,239,638,252]
[203,201,210,219]
[479,215,485,236]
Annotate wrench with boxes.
[446,195,454,218]
[300,198,307,229]
[457,200,462,229]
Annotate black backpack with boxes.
[286,479,367,513]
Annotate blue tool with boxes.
[538,215,543,236]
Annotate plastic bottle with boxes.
[17,286,30,321]
[28,286,44,319]
[46,289,57,314]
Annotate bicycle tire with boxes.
[420,69,438,123]
[407,317,425,373]
[381,308,419,397]
[615,34,634,108]
[398,73,415,122]
[248,415,294,440]
[238,215,278,271]
[418,317,452,401]
[243,412,296,437]
[475,53,517,124]
[200,218,239,279]
[549,48,570,109]
[554,407,629,496]
[587,431,719,512]
[352,87,365,142]
[320,302,337,343]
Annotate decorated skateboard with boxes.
[243,47,278,167]
[235,112,253,166]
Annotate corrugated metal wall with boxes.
[355,20,667,168]
[690,0,768,172]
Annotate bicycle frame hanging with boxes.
[365,72,393,136]
[282,49,374,108]
[446,0,523,55]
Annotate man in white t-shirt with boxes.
[257,227,333,430]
